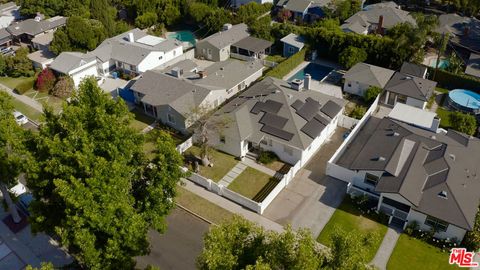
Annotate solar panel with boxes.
[261,125,294,141]
[262,100,282,113]
[250,101,264,114]
[314,114,331,125]
[301,119,326,139]
[320,100,342,118]
[259,113,288,129]
[296,99,320,121]
[291,99,304,110]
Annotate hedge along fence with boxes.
[265,48,307,79]
[428,67,480,92]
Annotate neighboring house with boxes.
[129,59,263,133]
[6,15,66,44]
[231,0,273,8]
[276,0,331,23]
[0,2,20,19]
[27,49,55,69]
[280,33,305,57]
[465,53,480,78]
[341,2,416,35]
[31,31,54,51]
[343,62,395,97]
[209,76,345,166]
[400,62,428,79]
[49,52,98,87]
[0,28,11,47]
[196,23,250,62]
[231,36,273,59]
[381,72,436,109]
[329,115,480,241]
[436,14,480,54]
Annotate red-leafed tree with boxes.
[35,68,56,93]
[277,8,291,22]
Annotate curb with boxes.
[175,203,215,225]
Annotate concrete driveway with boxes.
[136,207,210,270]
[263,128,348,237]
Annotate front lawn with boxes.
[185,146,238,182]
[23,89,64,112]
[387,234,459,270]
[0,76,34,91]
[317,196,388,262]
[228,167,274,200]
[176,187,234,224]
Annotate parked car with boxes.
[1,46,13,55]
[13,111,28,125]
[17,192,33,216]
[10,182,27,196]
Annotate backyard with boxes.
[317,196,388,262]
[387,234,459,270]
[130,108,156,132]
[227,167,276,202]
[184,146,238,182]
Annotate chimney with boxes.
[128,32,135,43]
[290,79,304,91]
[304,73,311,90]
[171,67,183,78]
[377,15,384,35]
[198,70,207,78]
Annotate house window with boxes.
[220,135,226,143]
[288,47,295,53]
[227,88,233,94]
[425,216,449,232]
[167,113,175,124]
[397,94,407,104]
[364,173,379,186]
[159,56,163,60]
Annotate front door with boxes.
[387,92,396,106]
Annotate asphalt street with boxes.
[135,207,210,270]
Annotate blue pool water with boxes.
[288,63,334,81]
[168,31,196,45]
[448,89,480,110]
[429,59,449,69]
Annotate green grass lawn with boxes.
[143,128,187,158]
[23,89,64,112]
[0,76,34,91]
[227,167,273,200]
[435,87,449,94]
[130,108,156,131]
[387,234,459,270]
[0,89,43,122]
[185,146,238,182]
[436,107,453,129]
[176,187,234,224]
[317,197,388,262]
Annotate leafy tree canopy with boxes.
[449,111,477,136]
[339,46,367,69]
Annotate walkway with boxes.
[181,180,284,232]
[0,83,44,112]
[370,227,401,270]
[241,158,276,177]
[141,121,158,134]
[218,162,247,187]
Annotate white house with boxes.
[343,62,394,97]
[49,52,98,87]
[381,72,436,109]
[327,114,480,242]
[210,76,346,166]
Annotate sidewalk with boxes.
[370,227,401,270]
[181,180,284,232]
[0,83,44,112]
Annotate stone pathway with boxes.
[370,227,401,270]
[218,162,247,187]
[241,158,276,177]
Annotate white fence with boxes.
[176,136,193,154]
[183,160,301,214]
[338,114,359,129]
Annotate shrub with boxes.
[35,68,56,93]
[462,204,480,251]
[339,46,367,69]
[14,79,34,94]
[405,221,419,236]
[51,76,74,98]
[266,48,307,79]
[258,151,278,164]
[363,86,382,103]
[449,111,477,136]
[428,67,480,91]
[349,105,366,120]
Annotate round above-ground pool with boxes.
[447,89,480,114]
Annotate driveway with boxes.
[263,128,348,237]
[135,207,210,270]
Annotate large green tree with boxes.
[0,92,31,223]
[26,78,184,269]
[449,111,477,136]
[339,46,367,69]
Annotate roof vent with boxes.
[449,154,456,161]
[438,190,448,199]
[389,132,400,136]
[375,156,386,161]
[405,76,412,80]
[430,135,436,139]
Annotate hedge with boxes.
[428,67,480,92]
[265,48,307,79]
[14,79,34,94]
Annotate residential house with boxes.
[6,15,66,44]
[231,0,273,8]
[400,62,428,79]
[209,76,345,166]
[0,28,11,47]
[28,49,55,69]
[195,23,250,62]
[465,53,480,78]
[129,59,263,133]
[231,36,273,59]
[276,0,331,23]
[341,2,416,35]
[343,62,395,97]
[436,14,480,54]
[381,72,436,109]
[0,2,20,28]
[31,31,54,51]
[280,33,305,57]
[49,52,98,87]
[328,115,480,241]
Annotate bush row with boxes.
[265,48,306,79]
[428,67,480,91]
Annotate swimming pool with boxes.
[428,59,449,69]
[168,31,196,45]
[288,63,334,81]
[447,89,480,114]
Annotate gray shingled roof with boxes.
[343,62,395,88]
[283,0,312,13]
[49,52,96,74]
[211,77,345,150]
[384,72,436,101]
[7,16,66,36]
[31,31,54,46]
[199,23,249,49]
[465,53,480,78]
[232,36,273,53]
[436,14,480,53]
[337,117,480,230]
[342,5,416,33]
[400,62,427,78]
[280,33,305,49]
